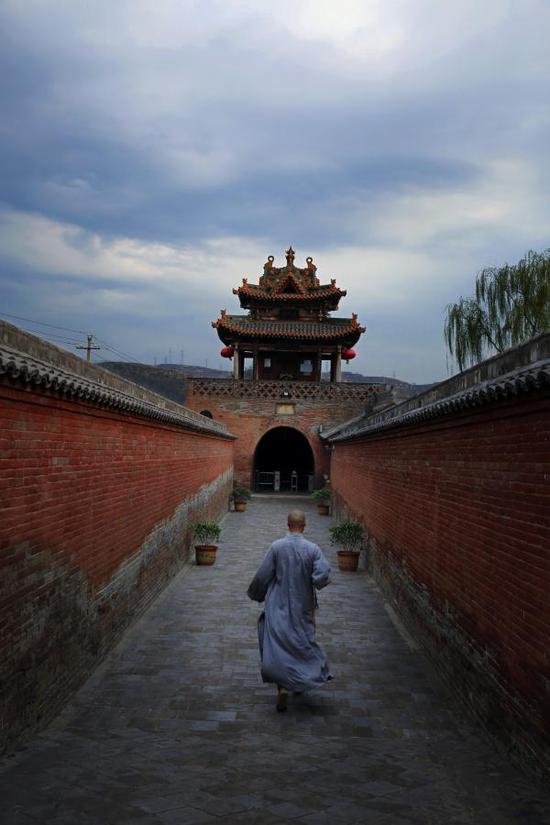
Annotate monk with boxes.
[247,509,332,711]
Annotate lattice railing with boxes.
[188,378,384,400]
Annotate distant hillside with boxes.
[98,363,185,404]
[160,363,229,379]
[100,361,434,405]
[322,371,435,398]
[99,362,232,404]
[323,371,433,393]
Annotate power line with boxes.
[0,313,95,354]
[97,337,158,366]
[1,310,148,365]
[0,311,89,336]
[99,348,130,363]
[0,325,87,348]
[95,337,144,364]
[95,343,129,362]
[19,331,85,346]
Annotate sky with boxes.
[1,0,549,383]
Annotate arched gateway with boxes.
[254,427,314,492]
[184,248,377,491]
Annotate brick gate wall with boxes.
[327,335,550,776]
[186,378,381,487]
[0,322,235,754]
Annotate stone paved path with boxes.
[1,496,549,825]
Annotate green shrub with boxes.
[329,520,364,553]
[311,488,331,502]
[232,484,252,501]
[193,522,221,545]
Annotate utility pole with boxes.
[76,334,100,363]
[180,349,184,365]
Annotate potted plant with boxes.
[311,488,331,515]
[193,522,221,566]
[232,484,252,512]
[329,520,365,572]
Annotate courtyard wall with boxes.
[327,334,550,776]
[0,321,234,754]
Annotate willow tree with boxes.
[444,249,550,370]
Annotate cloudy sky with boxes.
[1,0,549,382]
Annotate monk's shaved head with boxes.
[288,510,306,530]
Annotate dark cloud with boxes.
[0,8,493,248]
[0,108,480,248]
[1,1,549,382]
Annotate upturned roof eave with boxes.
[213,320,365,346]
[232,285,347,302]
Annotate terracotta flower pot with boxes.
[337,550,360,572]
[195,545,217,565]
[317,503,330,515]
[234,501,247,512]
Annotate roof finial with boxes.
[285,246,295,268]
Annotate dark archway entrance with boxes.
[253,427,314,492]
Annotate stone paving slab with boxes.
[1,495,549,824]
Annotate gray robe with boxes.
[247,532,332,692]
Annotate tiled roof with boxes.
[233,282,346,302]
[259,251,320,293]
[213,313,365,342]
[324,351,550,443]
[0,342,234,439]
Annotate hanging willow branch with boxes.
[445,249,550,370]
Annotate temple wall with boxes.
[0,322,234,754]
[328,335,550,776]
[186,380,377,488]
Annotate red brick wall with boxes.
[330,393,550,774]
[0,384,233,753]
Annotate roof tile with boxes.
[213,314,365,341]
[233,283,346,301]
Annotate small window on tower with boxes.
[300,360,313,374]
[264,357,271,368]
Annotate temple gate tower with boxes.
[215,246,364,383]
[186,249,380,490]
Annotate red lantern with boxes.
[342,348,356,362]
[220,346,234,359]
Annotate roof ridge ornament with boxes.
[285,246,295,269]
[275,271,305,295]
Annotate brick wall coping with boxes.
[188,376,384,401]
[0,321,234,439]
[325,333,550,442]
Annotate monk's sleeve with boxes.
[312,545,331,590]
[247,545,276,603]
